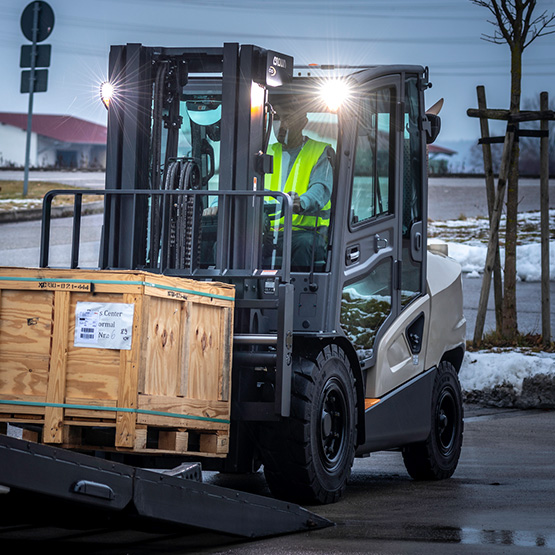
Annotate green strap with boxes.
[0,399,230,424]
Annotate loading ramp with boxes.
[0,433,332,539]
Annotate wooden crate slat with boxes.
[0,289,53,356]
[137,394,229,431]
[44,291,71,443]
[143,296,183,397]
[115,292,143,448]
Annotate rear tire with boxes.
[402,361,463,480]
[259,344,357,504]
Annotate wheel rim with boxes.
[318,377,348,472]
[435,387,458,456]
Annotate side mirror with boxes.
[425,113,441,144]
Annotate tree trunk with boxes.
[501,43,522,340]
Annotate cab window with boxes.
[350,87,394,226]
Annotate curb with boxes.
[0,201,104,224]
[464,373,555,409]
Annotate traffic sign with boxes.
[20,44,51,68]
[20,69,49,93]
[20,1,55,43]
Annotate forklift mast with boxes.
[101,44,298,426]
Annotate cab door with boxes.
[338,76,401,369]
[337,73,430,399]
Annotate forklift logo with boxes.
[273,56,287,68]
[269,55,288,77]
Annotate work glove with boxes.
[287,191,302,214]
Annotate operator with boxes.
[264,102,334,269]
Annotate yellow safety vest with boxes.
[265,139,331,231]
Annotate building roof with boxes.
[0,112,106,145]
[428,144,457,156]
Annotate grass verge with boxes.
[467,332,555,353]
[0,180,96,210]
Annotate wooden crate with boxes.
[0,267,234,457]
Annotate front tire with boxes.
[259,344,357,504]
[402,360,463,480]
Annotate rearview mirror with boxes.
[425,114,441,144]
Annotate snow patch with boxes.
[460,350,555,395]
[440,240,555,282]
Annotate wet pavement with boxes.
[1,405,554,553]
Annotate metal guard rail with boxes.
[40,188,294,282]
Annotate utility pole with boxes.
[23,2,39,197]
[20,1,55,196]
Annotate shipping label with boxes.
[74,302,135,350]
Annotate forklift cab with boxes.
[101,41,439,404]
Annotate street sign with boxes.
[19,1,55,197]
[20,1,55,43]
[21,69,49,93]
[20,44,51,68]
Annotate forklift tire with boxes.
[402,361,463,481]
[260,344,357,505]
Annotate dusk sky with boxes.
[2,0,555,144]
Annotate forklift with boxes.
[33,42,466,507]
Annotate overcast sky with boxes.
[2,0,555,143]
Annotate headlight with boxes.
[100,81,114,109]
[320,78,351,112]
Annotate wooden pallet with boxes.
[0,420,229,457]
[0,267,234,456]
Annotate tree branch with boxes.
[523,8,555,48]
[500,0,516,28]
[471,0,515,46]
[471,0,555,49]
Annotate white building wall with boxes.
[0,124,106,169]
[0,123,36,167]
[36,135,57,167]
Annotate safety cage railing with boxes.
[39,188,295,283]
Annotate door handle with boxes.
[346,246,360,265]
[374,234,388,252]
[413,231,422,251]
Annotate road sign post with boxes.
[20,1,54,197]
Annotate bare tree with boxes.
[471,0,555,340]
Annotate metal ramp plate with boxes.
[0,434,331,538]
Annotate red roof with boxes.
[428,144,457,155]
[0,113,106,145]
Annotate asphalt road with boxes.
[428,176,555,220]
[2,405,554,553]
[0,169,106,189]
